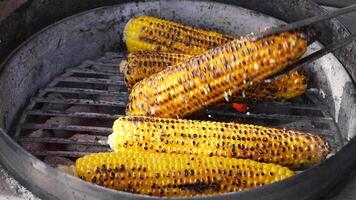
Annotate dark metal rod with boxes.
[84,61,120,67]
[31,97,127,107]
[105,52,125,58]
[58,77,124,85]
[29,151,93,157]
[20,123,112,134]
[25,110,119,119]
[265,33,356,82]
[245,102,323,111]
[17,137,109,146]
[43,87,129,97]
[250,4,356,40]
[204,109,333,122]
[68,68,120,75]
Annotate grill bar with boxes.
[29,151,93,157]
[68,68,121,75]
[20,123,112,135]
[43,87,129,97]
[17,137,109,146]
[250,101,324,111]
[84,61,120,67]
[104,52,123,58]
[57,77,124,85]
[31,97,126,107]
[25,110,119,119]
[204,109,333,121]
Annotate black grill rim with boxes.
[0,1,356,200]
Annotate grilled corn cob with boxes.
[127,31,308,118]
[120,51,307,101]
[108,116,329,169]
[232,70,307,102]
[76,151,294,196]
[120,51,191,88]
[124,15,234,54]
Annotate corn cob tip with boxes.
[123,17,135,42]
[119,60,128,74]
[301,26,318,45]
[57,165,77,176]
[107,132,117,151]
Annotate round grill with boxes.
[0,1,356,199]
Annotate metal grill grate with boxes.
[14,52,343,163]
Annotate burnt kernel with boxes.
[184,170,189,177]
[235,180,241,186]
[120,164,126,172]
[228,170,233,176]
[101,165,107,173]
[242,180,247,186]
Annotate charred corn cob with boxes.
[108,116,329,169]
[127,31,308,118]
[124,16,234,54]
[120,51,307,101]
[120,51,191,88]
[232,70,307,102]
[76,151,294,197]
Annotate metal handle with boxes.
[249,4,356,41]
[264,33,356,83]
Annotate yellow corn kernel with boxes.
[76,151,294,197]
[109,116,329,169]
[127,31,308,118]
[124,16,234,54]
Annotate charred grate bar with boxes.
[25,110,119,119]
[20,123,112,135]
[57,77,125,85]
[17,137,109,146]
[31,97,126,107]
[15,52,343,160]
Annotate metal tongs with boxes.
[252,4,356,83]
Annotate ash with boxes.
[0,165,40,200]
